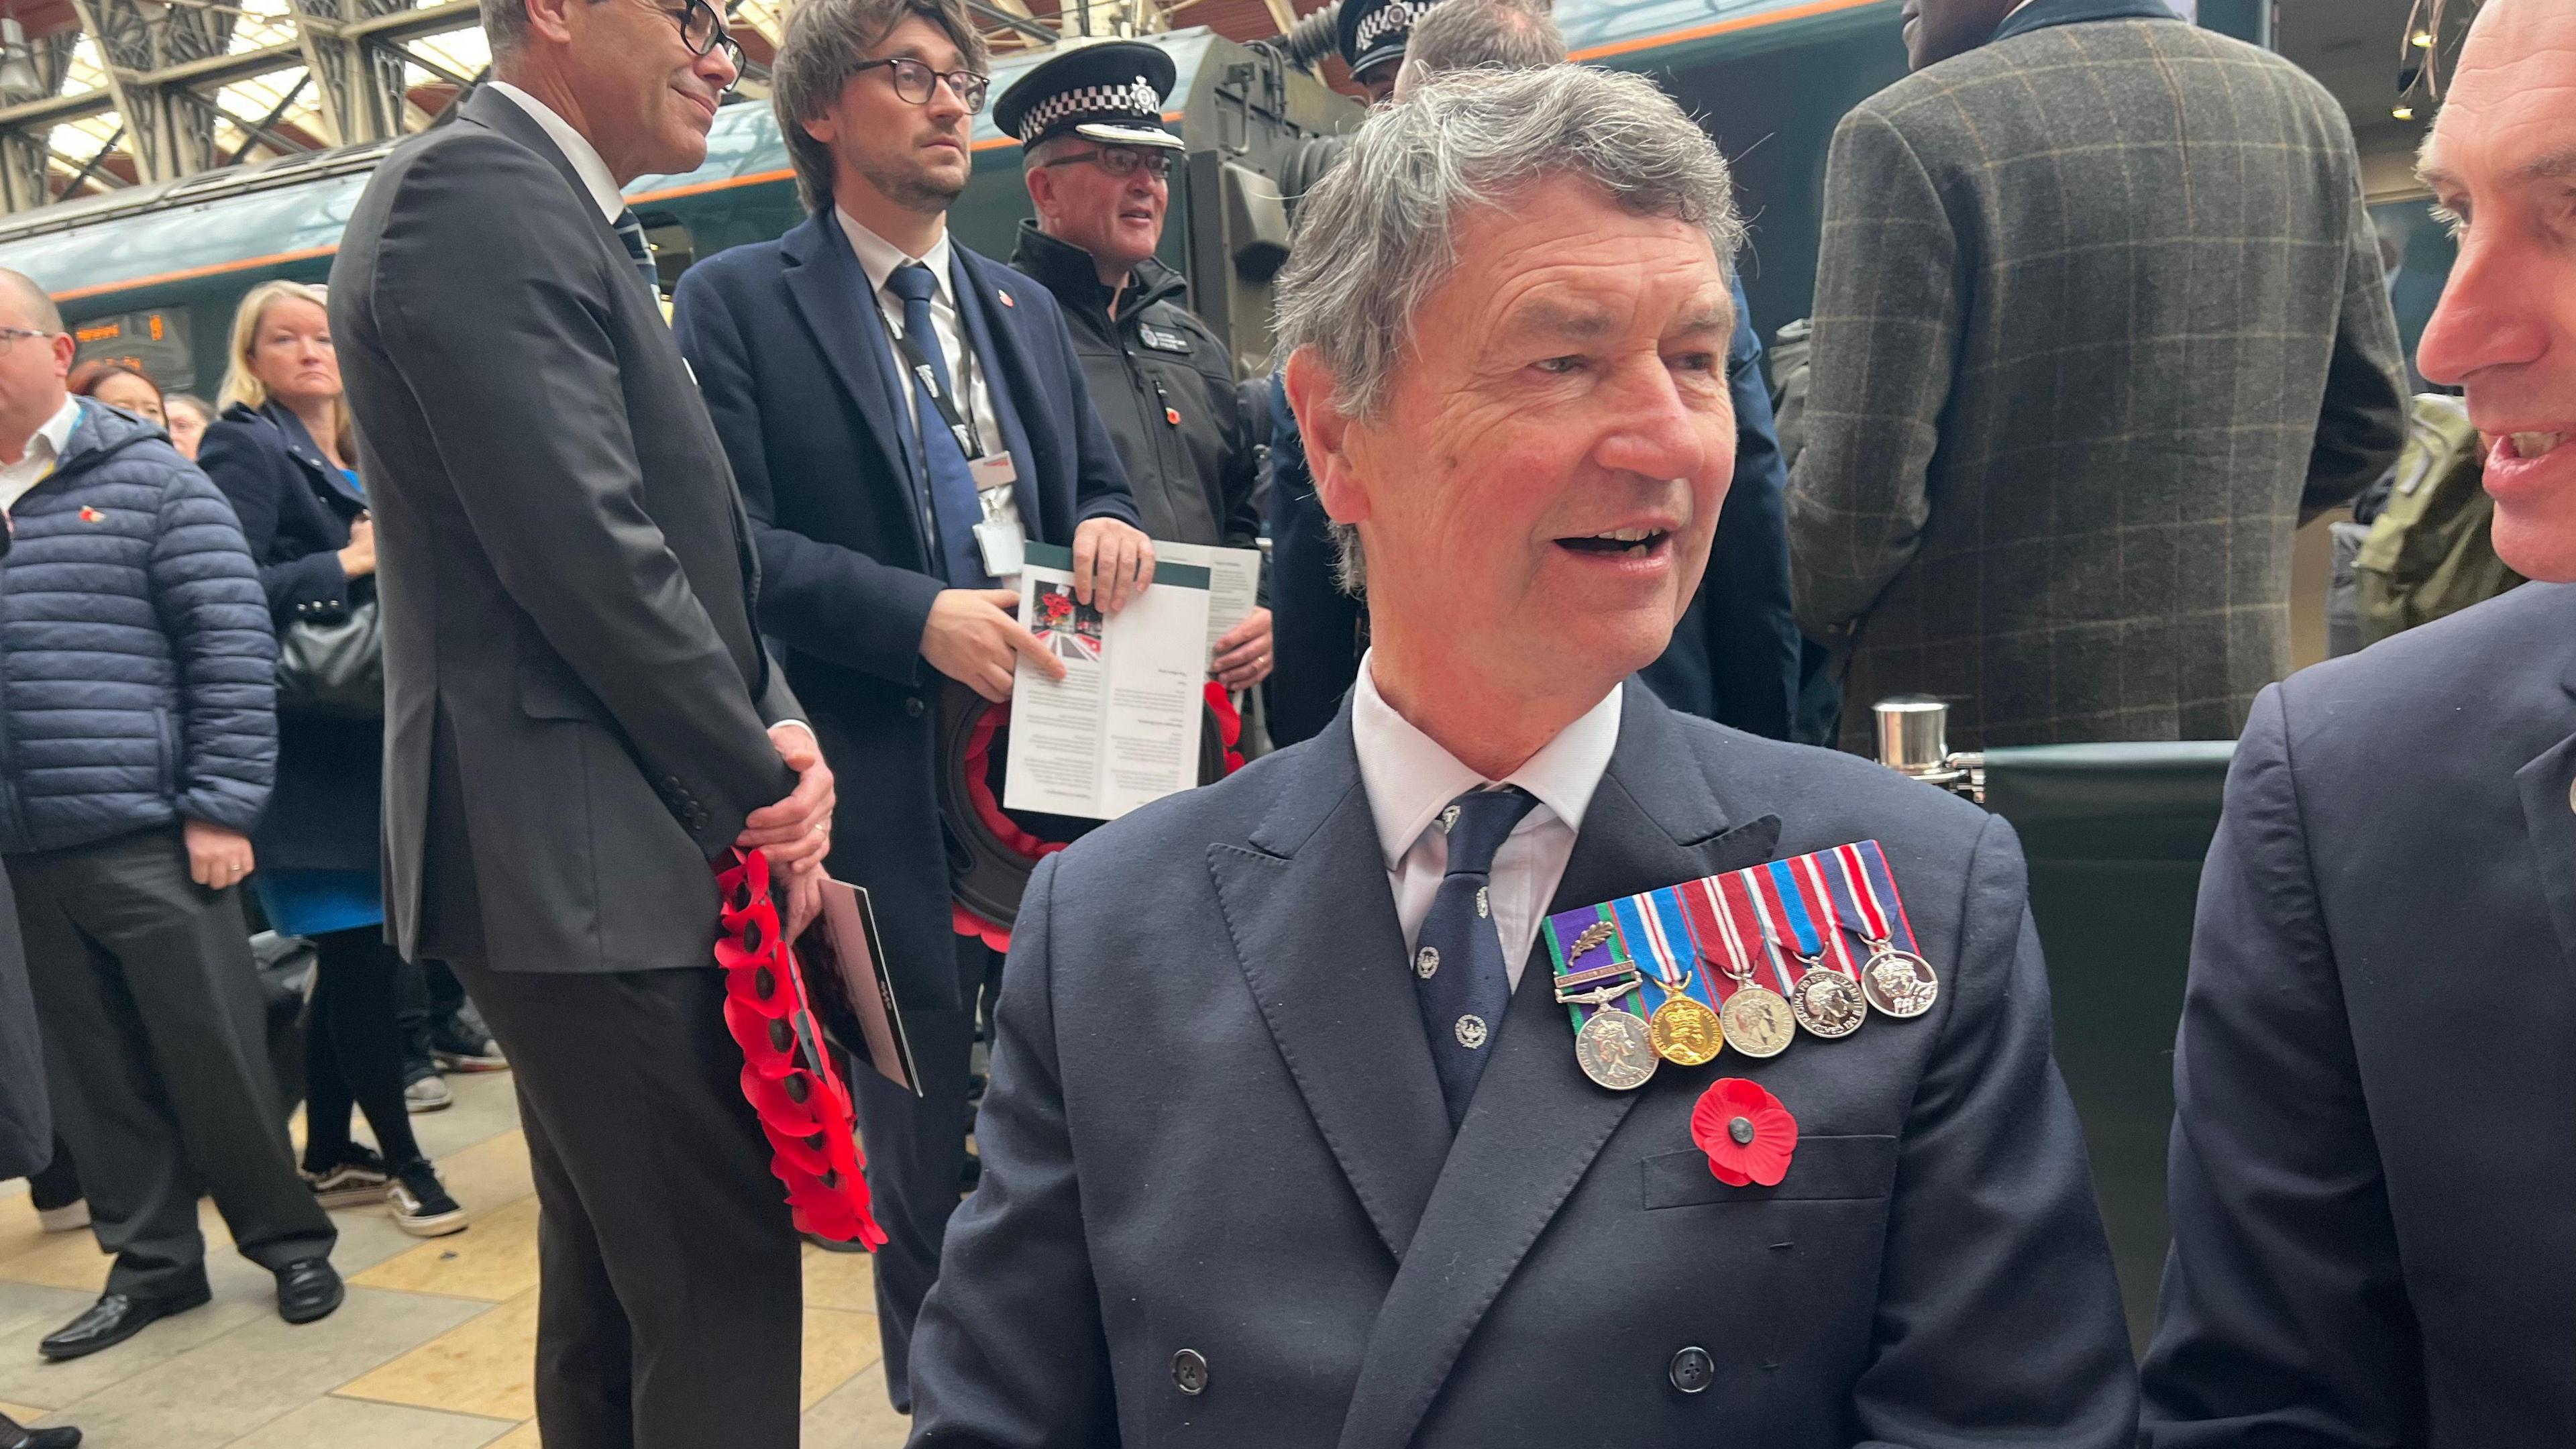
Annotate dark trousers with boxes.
[394,957,470,1074]
[27,1136,76,1210]
[853,933,1001,1413]
[303,927,422,1172]
[7,826,335,1299]
[452,958,802,1449]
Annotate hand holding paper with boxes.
[924,588,1065,702]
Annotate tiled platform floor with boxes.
[0,1071,910,1448]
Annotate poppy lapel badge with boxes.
[77,506,102,523]
[1690,1077,1796,1187]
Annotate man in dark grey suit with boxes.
[1790,0,2408,751]
[2142,3,2576,1442]
[906,67,2135,1448]
[331,0,835,1441]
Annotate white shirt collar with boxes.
[837,206,955,303]
[1352,651,1622,869]
[487,81,627,223]
[28,394,80,462]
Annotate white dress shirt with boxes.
[836,209,1025,555]
[1352,653,1623,989]
[486,82,625,223]
[0,396,85,517]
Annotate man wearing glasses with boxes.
[671,0,1150,1414]
[998,44,1271,694]
[332,0,839,1441]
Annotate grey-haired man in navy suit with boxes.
[905,64,2134,1449]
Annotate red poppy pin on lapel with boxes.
[77,506,101,523]
[1691,1077,1796,1187]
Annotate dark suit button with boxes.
[1668,1346,1713,1395]
[1171,1348,1208,1395]
[905,697,925,718]
[665,775,683,789]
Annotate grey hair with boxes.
[481,0,531,58]
[1022,132,1080,175]
[1403,0,1565,81]
[773,0,990,213]
[1272,65,1741,591]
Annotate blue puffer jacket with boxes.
[0,399,275,855]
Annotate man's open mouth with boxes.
[2500,431,2569,461]
[1556,527,1671,558]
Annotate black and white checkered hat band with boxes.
[1017,77,1163,143]
[1353,1,1419,55]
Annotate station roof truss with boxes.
[0,0,1336,215]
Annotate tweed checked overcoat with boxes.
[1787,0,2406,751]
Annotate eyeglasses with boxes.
[852,56,991,114]
[661,0,746,78]
[1040,146,1175,180]
[0,326,56,355]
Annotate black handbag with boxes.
[275,596,384,718]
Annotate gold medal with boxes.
[1717,985,1795,1058]
[1790,967,1867,1038]
[1574,1007,1658,1089]
[1648,994,1725,1065]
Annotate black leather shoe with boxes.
[37,1287,209,1361]
[274,1257,343,1324]
[0,1405,82,1448]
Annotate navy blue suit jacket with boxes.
[910,681,2135,1447]
[2143,581,2576,1446]
[1265,273,1800,747]
[674,209,1138,1011]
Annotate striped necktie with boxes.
[612,208,659,297]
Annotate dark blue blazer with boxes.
[673,210,1139,1012]
[2143,580,2576,1446]
[910,681,2135,1446]
[1265,273,1801,746]
[199,400,381,876]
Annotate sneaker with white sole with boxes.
[430,1004,509,1073]
[305,1151,392,1210]
[404,1073,453,1114]
[35,1200,89,1233]
[388,1161,468,1238]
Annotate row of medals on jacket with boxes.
[1554,887,1939,1092]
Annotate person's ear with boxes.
[1284,346,1372,528]
[1024,161,1055,222]
[522,0,582,47]
[48,333,73,380]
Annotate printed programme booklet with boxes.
[1004,542,1212,821]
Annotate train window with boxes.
[72,308,194,392]
[643,218,695,292]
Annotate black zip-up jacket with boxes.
[1012,224,1260,560]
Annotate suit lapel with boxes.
[1335,685,1782,1449]
[2516,653,2576,977]
[1208,709,1454,1262]
[781,213,926,543]
[950,250,1046,540]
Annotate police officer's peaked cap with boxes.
[994,41,1184,153]
[1337,0,1442,83]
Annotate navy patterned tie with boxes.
[612,208,660,297]
[1413,786,1540,1130]
[883,260,995,588]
